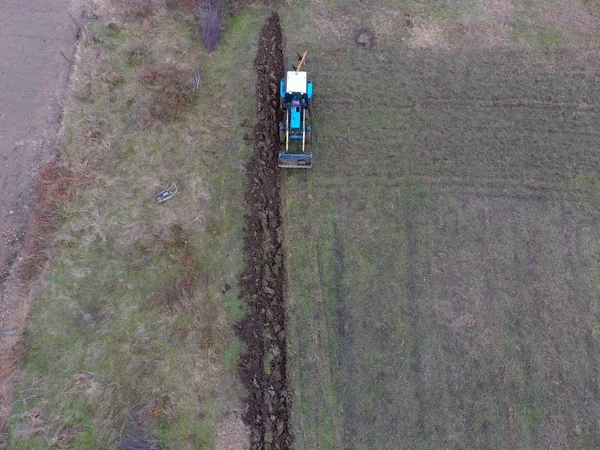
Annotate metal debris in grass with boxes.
[192,67,201,91]
[156,184,178,202]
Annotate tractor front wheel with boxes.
[279,128,285,144]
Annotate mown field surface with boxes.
[281,0,600,448]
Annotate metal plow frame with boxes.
[278,152,313,168]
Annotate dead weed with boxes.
[310,1,356,42]
[215,411,250,450]
[140,64,195,122]
[18,156,83,282]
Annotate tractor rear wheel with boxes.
[305,130,312,145]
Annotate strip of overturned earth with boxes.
[236,12,291,450]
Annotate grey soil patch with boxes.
[0,228,24,286]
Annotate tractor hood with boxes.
[286,71,307,94]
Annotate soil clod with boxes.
[355,29,376,49]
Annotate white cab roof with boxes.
[286,71,307,94]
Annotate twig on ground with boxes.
[59,50,72,64]
[193,67,201,91]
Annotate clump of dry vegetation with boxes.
[18,156,82,282]
[194,0,227,52]
[201,8,222,52]
[117,434,164,450]
[125,41,149,66]
[193,0,262,52]
[141,64,196,121]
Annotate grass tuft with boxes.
[201,9,222,52]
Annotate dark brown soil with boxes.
[235,12,291,450]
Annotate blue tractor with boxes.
[279,51,313,168]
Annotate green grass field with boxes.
[6,0,600,448]
[6,4,270,448]
[280,1,600,448]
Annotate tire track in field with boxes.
[315,96,600,112]
[404,203,427,441]
[312,174,600,202]
[479,198,517,449]
[560,206,600,446]
[329,221,359,446]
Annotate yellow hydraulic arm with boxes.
[296,51,307,72]
[297,51,307,151]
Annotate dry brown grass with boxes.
[369,8,407,46]
[214,411,249,450]
[140,64,196,122]
[18,156,83,282]
[407,21,448,49]
[309,0,357,43]
[5,1,260,447]
[477,0,514,20]
[406,0,515,50]
[309,0,517,52]
[546,0,600,34]
[165,0,196,10]
[117,434,164,450]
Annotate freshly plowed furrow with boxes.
[236,12,291,450]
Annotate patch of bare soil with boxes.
[235,12,291,450]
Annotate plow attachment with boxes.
[278,152,313,168]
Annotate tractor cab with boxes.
[279,56,313,168]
